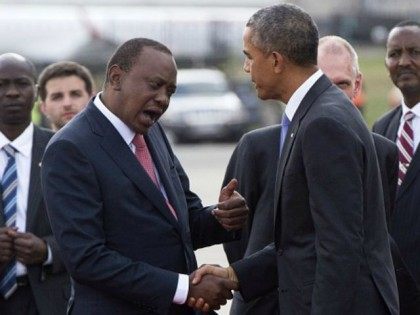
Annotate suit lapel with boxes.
[146,130,184,229]
[86,103,181,229]
[384,107,402,142]
[273,75,332,224]
[273,121,299,223]
[26,126,46,232]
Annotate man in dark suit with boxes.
[41,38,248,315]
[373,21,420,286]
[221,34,416,315]
[191,4,399,314]
[0,53,69,314]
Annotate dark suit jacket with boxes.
[223,125,280,315]
[373,133,420,314]
[374,106,420,311]
[41,101,234,315]
[231,75,399,315]
[0,126,70,315]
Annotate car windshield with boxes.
[175,82,229,96]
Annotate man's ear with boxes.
[272,51,285,74]
[108,65,124,91]
[353,72,363,100]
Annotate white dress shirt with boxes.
[284,69,323,121]
[398,100,420,153]
[93,93,189,305]
[0,123,52,276]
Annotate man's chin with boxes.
[398,81,420,95]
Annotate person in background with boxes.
[318,35,420,314]
[0,53,69,315]
[38,61,95,131]
[373,21,420,287]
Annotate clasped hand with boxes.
[187,264,239,312]
[0,227,48,270]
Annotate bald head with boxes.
[318,36,362,101]
[0,53,37,139]
[0,53,37,81]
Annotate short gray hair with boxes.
[246,4,318,66]
[318,35,359,75]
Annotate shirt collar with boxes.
[401,99,420,119]
[93,92,136,145]
[284,69,323,122]
[0,123,34,157]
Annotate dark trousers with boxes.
[0,281,38,315]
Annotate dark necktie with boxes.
[0,144,18,299]
[397,111,415,186]
[132,135,178,219]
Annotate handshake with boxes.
[187,265,239,312]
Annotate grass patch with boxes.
[356,46,395,127]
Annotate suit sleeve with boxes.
[230,242,278,301]
[302,117,365,314]
[42,234,67,274]
[222,135,257,264]
[154,123,238,250]
[172,152,237,249]
[41,139,178,314]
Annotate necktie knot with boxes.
[404,111,415,122]
[2,144,16,158]
[132,134,146,149]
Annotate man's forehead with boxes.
[387,26,420,45]
[0,60,34,79]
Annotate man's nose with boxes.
[398,52,412,67]
[155,91,170,108]
[5,83,20,97]
[62,95,73,109]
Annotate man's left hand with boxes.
[7,230,48,265]
[214,179,248,231]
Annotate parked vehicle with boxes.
[161,68,250,143]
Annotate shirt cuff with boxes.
[172,274,189,304]
[43,244,53,266]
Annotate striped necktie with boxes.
[132,135,178,219]
[397,111,415,186]
[0,144,18,299]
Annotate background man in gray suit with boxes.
[0,53,69,314]
[373,21,420,286]
[192,4,399,314]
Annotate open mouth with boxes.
[143,109,161,124]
